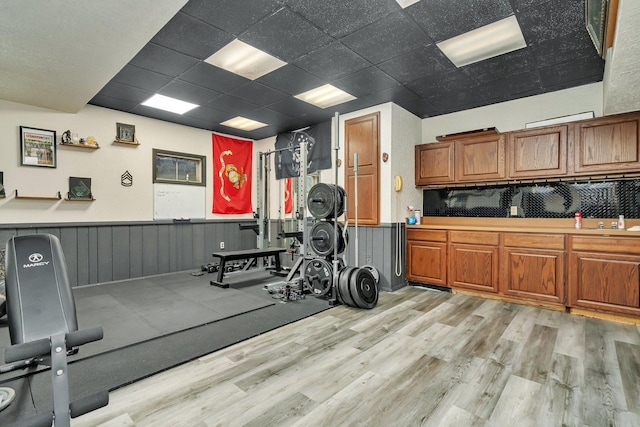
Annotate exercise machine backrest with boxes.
[5,234,78,344]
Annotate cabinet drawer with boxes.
[503,233,565,250]
[571,236,640,255]
[449,230,499,246]
[407,229,447,243]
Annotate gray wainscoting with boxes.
[0,220,258,287]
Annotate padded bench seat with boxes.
[210,247,286,288]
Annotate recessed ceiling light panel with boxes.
[205,39,287,80]
[141,94,199,114]
[294,84,357,109]
[395,0,421,8]
[220,116,268,131]
[437,15,527,68]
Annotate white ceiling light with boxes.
[220,116,268,131]
[294,84,357,109]
[205,39,287,80]
[141,94,198,114]
[395,0,421,8]
[437,15,527,68]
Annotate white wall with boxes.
[421,82,604,142]
[0,99,255,224]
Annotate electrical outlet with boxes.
[220,242,225,249]
[510,206,518,217]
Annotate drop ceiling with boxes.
[3,0,635,140]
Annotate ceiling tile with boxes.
[406,69,476,98]
[159,80,220,105]
[342,11,431,64]
[246,108,307,131]
[129,43,199,77]
[538,56,605,88]
[256,65,325,96]
[268,97,329,123]
[111,65,174,92]
[89,94,137,113]
[529,30,601,68]
[288,0,400,38]
[516,0,584,45]
[406,0,514,42]
[206,94,260,116]
[294,42,370,81]
[183,105,233,124]
[332,67,400,97]
[229,82,290,107]
[180,63,249,93]
[240,7,333,62]
[461,48,537,84]
[97,81,153,104]
[150,12,233,60]
[476,71,542,100]
[378,44,454,83]
[180,0,283,35]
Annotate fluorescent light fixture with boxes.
[395,0,421,8]
[220,116,268,131]
[205,39,287,80]
[294,84,356,109]
[437,15,527,67]
[141,94,198,114]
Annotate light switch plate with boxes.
[510,206,518,216]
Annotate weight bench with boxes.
[209,247,286,288]
[2,234,108,427]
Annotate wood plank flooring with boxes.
[72,286,640,427]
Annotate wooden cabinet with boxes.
[501,233,565,305]
[406,229,447,286]
[507,125,568,178]
[455,134,506,182]
[448,231,499,293]
[414,142,454,185]
[572,112,640,175]
[569,236,640,316]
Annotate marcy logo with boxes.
[24,252,50,268]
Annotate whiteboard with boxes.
[153,183,206,219]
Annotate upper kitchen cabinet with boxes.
[415,141,455,185]
[508,125,568,179]
[572,111,640,175]
[455,133,506,182]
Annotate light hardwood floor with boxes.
[72,286,640,427]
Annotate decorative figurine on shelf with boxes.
[61,130,72,144]
[86,136,98,147]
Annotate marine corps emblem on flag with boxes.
[213,134,252,214]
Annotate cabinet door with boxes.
[455,134,506,182]
[568,251,640,316]
[573,113,640,174]
[449,243,499,293]
[406,240,447,286]
[508,126,567,178]
[415,142,455,185]
[501,247,565,305]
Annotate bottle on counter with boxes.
[618,215,626,230]
[575,212,582,229]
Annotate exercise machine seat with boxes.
[5,234,78,345]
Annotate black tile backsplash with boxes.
[422,179,640,219]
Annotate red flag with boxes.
[284,177,292,214]
[212,134,252,214]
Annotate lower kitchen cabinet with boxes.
[569,236,640,316]
[501,233,565,305]
[406,229,447,286]
[449,231,499,293]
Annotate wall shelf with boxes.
[113,140,140,147]
[59,143,100,150]
[15,190,62,200]
[64,197,95,202]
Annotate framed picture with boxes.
[68,177,92,199]
[116,122,136,143]
[20,126,56,168]
[585,0,607,56]
[0,171,5,197]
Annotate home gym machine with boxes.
[0,234,109,427]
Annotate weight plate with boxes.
[307,184,345,219]
[304,258,333,297]
[310,221,346,256]
[337,267,357,307]
[362,264,380,284]
[349,267,378,309]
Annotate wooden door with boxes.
[414,142,455,185]
[508,125,568,178]
[345,112,379,225]
[448,231,499,293]
[406,229,447,286]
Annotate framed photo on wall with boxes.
[0,171,5,197]
[20,126,57,168]
[116,122,136,143]
[585,0,607,55]
[68,177,93,200]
